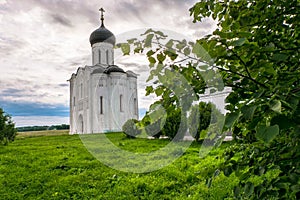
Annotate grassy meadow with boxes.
[0,131,238,199]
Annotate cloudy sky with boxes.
[0,0,216,127]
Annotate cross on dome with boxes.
[99,7,105,27]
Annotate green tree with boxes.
[190,1,300,198]
[122,119,141,138]
[189,102,223,141]
[0,108,17,145]
[118,0,299,198]
[140,100,186,141]
[140,102,165,139]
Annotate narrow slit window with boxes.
[134,98,137,115]
[120,95,123,112]
[80,83,83,99]
[100,96,103,114]
[92,51,95,64]
[99,50,101,64]
[73,97,76,107]
[106,50,109,64]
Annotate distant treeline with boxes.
[17,124,70,132]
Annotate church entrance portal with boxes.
[78,115,84,133]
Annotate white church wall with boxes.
[127,77,139,120]
[70,68,139,134]
[69,76,75,134]
[108,73,125,132]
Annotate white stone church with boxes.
[69,9,139,134]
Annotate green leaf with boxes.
[234,186,240,198]
[157,53,166,63]
[155,88,164,96]
[144,34,154,48]
[176,40,187,51]
[241,105,257,120]
[145,86,154,96]
[134,46,143,53]
[120,43,130,55]
[231,38,246,47]
[271,115,294,130]
[264,64,276,75]
[291,185,300,193]
[270,100,281,113]
[146,50,155,57]
[164,49,178,61]
[244,182,254,196]
[271,53,288,62]
[127,38,137,44]
[165,39,174,49]
[224,111,240,129]
[192,42,212,63]
[237,32,252,38]
[148,57,156,64]
[183,47,191,56]
[256,124,279,143]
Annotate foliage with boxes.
[0,108,17,145]
[144,118,163,139]
[189,0,300,199]
[139,100,185,140]
[17,124,70,132]
[122,119,141,138]
[161,106,184,140]
[189,102,224,141]
[140,102,165,138]
[117,0,300,198]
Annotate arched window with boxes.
[100,96,103,114]
[120,95,123,112]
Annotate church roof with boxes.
[104,65,125,74]
[91,66,105,74]
[126,70,138,78]
[91,65,127,75]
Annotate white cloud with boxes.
[0,0,216,126]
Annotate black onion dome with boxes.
[104,65,125,74]
[89,24,116,46]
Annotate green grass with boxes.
[0,131,238,199]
